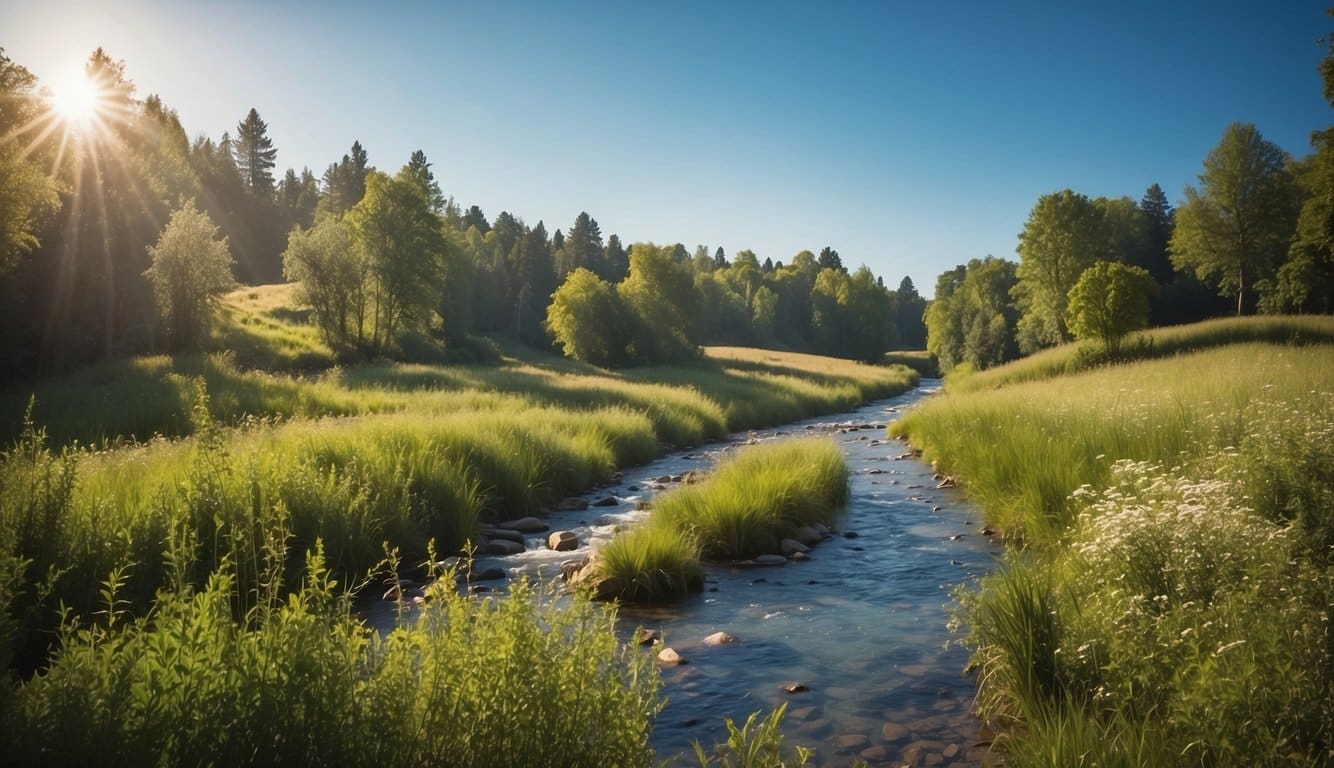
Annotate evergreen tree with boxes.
[462,205,490,233]
[232,108,277,197]
[713,246,728,269]
[605,234,628,279]
[1137,183,1175,283]
[404,149,445,214]
[818,246,844,272]
[556,211,604,280]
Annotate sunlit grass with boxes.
[211,283,337,371]
[899,320,1334,764]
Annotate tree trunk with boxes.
[1236,262,1245,316]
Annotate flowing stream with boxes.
[365,383,999,767]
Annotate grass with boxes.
[895,316,1334,765]
[1,542,662,767]
[0,286,914,762]
[595,438,847,602]
[882,350,941,378]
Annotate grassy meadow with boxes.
[891,316,1334,765]
[593,438,848,601]
[0,284,915,763]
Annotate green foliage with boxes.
[691,704,812,768]
[618,243,699,363]
[0,49,61,275]
[897,337,1334,766]
[282,217,370,352]
[546,267,627,367]
[1013,190,1106,351]
[594,523,704,602]
[1170,122,1301,315]
[1065,261,1155,357]
[4,548,661,767]
[143,201,238,351]
[925,256,1020,373]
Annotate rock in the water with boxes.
[474,566,506,581]
[483,527,525,544]
[881,722,909,742]
[858,745,890,762]
[753,554,788,567]
[547,530,578,551]
[843,530,860,539]
[556,497,589,511]
[559,557,589,581]
[657,647,686,665]
[812,522,830,538]
[591,495,619,507]
[483,539,525,556]
[703,631,735,647]
[636,628,659,646]
[781,682,809,694]
[943,743,960,759]
[655,474,673,484]
[791,551,811,561]
[780,538,810,556]
[497,516,548,533]
[793,526,823,546]
[865,468,884,475]
[834,734,869,753]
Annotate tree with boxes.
[1013,190,1105,351]
[925,257,1019,372]
[282,217,367,350]
[810,267,851,356]
[1170,122,1300,315]
[232,108,277,197]
[1137,183,1176,283]
[617,243,697,363]
[404,149,446,214]
[277,167,319,231]
[461,205,490,233]
[817,246,844,273]
[347,168,444,354]
[545,267,627,367]
[142,201,236,350]
[319,141,372,216]
[1066,261,1155,357]
[0,48,60,275]
[891,276,928,349]
[555,211,604,280]
[604,234,628,280]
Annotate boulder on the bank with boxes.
[793,526,823,546]
[703,631,736,647]
[780,538,810,556]
[547,530,578,552]
[812,522,830,538]
[497,516,548,533]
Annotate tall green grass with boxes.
[595,439,848,602]
[899,324,1334,765]
[2,542,662,767]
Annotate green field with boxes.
[891,316,1334,765]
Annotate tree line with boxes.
[0,47,925,384]
[926,48,1334,373]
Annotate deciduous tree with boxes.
[1066,261,1155,357]
[143,201,236,350]
[1013,190,1104,351]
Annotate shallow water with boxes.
[366,383,999,767]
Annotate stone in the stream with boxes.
[497,516,548,533]
[703,631,735,647]
[865,467,884,475]
[834,734,869,753]
[792,526,822,546]
[657,647,687,665]
[474,567,506,581]
[812,522,830,538]
[547,531,578,551]
[591,495,619,507]
[559,557,588,581]
[483,527,525,544]
[627,484,639,492]
[881,722,909,742]
[791,551,810,561]
[752,554,788,567]
[781,682,809,694]
[949,533,966,541]
[636,628,659,646]
[780,538,810,556]
[483,539,524,556]
[655,474,673,484]
[556,497,589,511]
[942,743,961,759]
[858,745,890,762]
[843,530,860,539]
[788,706,816,721]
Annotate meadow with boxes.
[0,284,916,764]
[891,316,1334,765]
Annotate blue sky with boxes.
[3,1,1330,295]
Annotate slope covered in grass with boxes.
[891,318,1334,765]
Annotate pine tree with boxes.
[233,108,277,197]
[404,149,445,214]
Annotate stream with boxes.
[364,382,999,767]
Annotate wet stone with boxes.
[703,631,736,647]
[881,722,909,742]
[657,647,686,665]
[858,745,890,762]
[834,734,869,753]
[592,495,619,507]
[781,682,809,694]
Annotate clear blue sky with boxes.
[3,1,1330,296]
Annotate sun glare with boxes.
[50,70,102,127]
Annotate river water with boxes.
[367,383,999,767]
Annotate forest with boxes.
[0,47,927,387]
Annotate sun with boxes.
[50,69,103,127]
